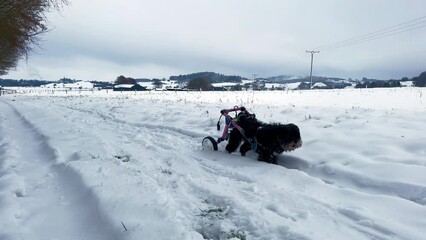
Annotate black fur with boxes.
[226,121,302,164]
[225,112,261,154]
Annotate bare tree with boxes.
[115,75,137,85]
[0,0,69,75]
[152,79,163,89]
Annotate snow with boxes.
[212,82,241,87]
[138,80,180,90]
[286,82,302,90]
[41,81,94,89]
[1,88,426,240]
[313,82,327,88]
[264,83,287,89]
[113,84,137,89]
[400,81,414,87]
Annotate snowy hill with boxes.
[266,75,305,82]
[41,81,94,89]
[1,88,425,240]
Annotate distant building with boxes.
[113,84,147,91]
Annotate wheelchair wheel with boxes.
[202,136,218,151]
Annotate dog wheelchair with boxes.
[201,106,256,151]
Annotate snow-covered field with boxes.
[0,88,425,240]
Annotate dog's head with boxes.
[275,123,303,152]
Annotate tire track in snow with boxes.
[56,103,208,139]
[0,101,122,240]
[277,155,426,206]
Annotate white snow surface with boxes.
[41,81,94,89]
[1,88,426,240]
[312,82,327,88]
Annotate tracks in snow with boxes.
[0,101,122,240]
[51,102,403,239]
[278,154,426,206]
[61,101,426,207]
[46,102,324,239]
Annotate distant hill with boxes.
[266,75,305,83]
[135,78,152,83]
[169,72,242,83]
[1,71,425,89]
[265,75,346,84]
[412,71,426,87]
[0,78,52,87]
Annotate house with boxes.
[113,84,147,91]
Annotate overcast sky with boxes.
[4,0,426,81]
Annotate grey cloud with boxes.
[4,0,426,81]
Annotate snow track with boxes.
[278,155,426,206]
[0,100,122,240]
[57,97,426,207]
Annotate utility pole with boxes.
[252,73,258,90]
[306,50,320,89]
[252,74,258,81]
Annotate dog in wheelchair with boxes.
[225,111,302,164]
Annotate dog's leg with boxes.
[257,148,277,164]
[225,128,242,153]
[270,155,278,165]
[239,141,251,156]
[256,148,268,162]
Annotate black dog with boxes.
[226,115,302,164]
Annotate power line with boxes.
[328,21,426,49]
[282,15,426,73]
[317,15,426,51]
[252,73,258,81]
